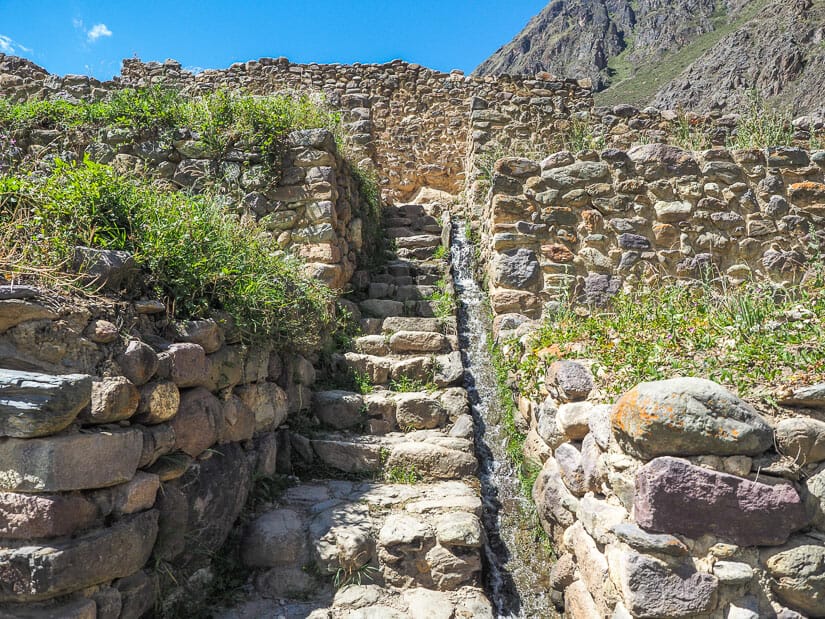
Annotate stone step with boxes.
[310,386,471,435]
[367,272,442,288]
[357,316,457,338]
[383,316,446,334]
[381,260,444,278]
[394,234,442,250]
[336,351,463,388]
[304,431,476,480]
[397,246,442,261]
[222,480,492,617]
[358,298,446,320]
[367,283,438,301]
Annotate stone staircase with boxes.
[218,203,493,618]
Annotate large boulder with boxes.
[635,457,809,546]
[158,442,251,567]
[612,378,773,459]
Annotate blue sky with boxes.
[0,1,547,79]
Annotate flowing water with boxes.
[450,221,557,618]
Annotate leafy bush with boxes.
[0,158,335,349]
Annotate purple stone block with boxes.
[635,457,809,546]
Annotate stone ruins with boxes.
[0,53,824,618]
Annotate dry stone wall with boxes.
[499,348,825,618]
[0,286,320,617]
[483,145,825,321]
[481,142,825,618]
[0,54,594,205]
[1,123,363,290]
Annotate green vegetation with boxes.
[596,0,771,108]
[385,464,423,484]
[511,276,825,410]
[0,158,335,348]
[432,244,449,261]
[427,277,456,320]
[388,374,435,393]
[727,89,795,149]
[562,117,606,153]
[0,87,340,173]
[673,113,713,151]
[333,561,379,589]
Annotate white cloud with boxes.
[87,23,112,42]
[0,34,32,55]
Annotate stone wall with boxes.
[483,145,825,322]
[0,54,594,205]
[501,351,825,618]
[0,285,322,616]
[1,123,363,290]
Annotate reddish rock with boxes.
[85,319,118,344]
[635,457,809,546]
[0,492,98,539]
[157,343,213,389]
[542,243,575,263]
[170,387,220,457]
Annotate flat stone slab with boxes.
[635,457,809,546]
[0,299,56,333]
[610,523,688,557]
[0,428,143,492]
[0,510,158,602]
[612,378,773,459]
[0,370,92,438]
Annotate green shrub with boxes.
[727,89,794,149]
[0,158,335,349]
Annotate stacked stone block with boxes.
[483,145,825,323]
[0,282,331,617]
[504,350,825,618]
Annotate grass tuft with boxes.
[512,276,825,408]
[0,157,336,349]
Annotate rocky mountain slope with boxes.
[474,0,825,113]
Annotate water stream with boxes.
[450,220,556,618]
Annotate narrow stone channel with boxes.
[450,220,556,618]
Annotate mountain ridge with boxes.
[474,0,825,114]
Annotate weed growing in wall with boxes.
[0,87,341,180]
[0,158,335,349]
[727,89,795,149]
